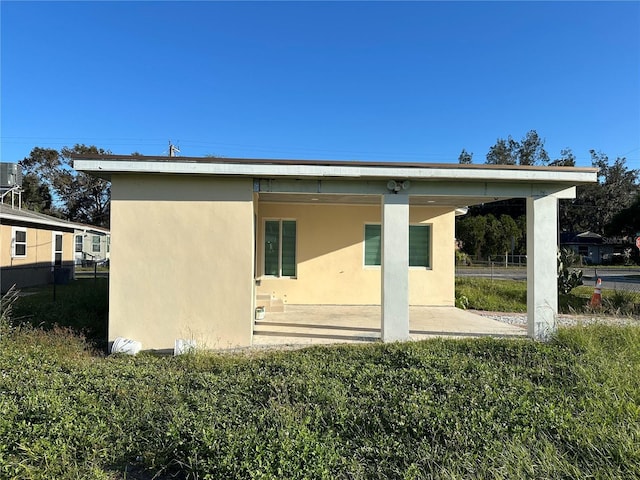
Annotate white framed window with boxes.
[363,223,432,268]
[11,227,27,258]
[52,232,63,267]
[75,235,84,253]
[264,219,296,277]
[92,235,101,253]
[106,236,110,253]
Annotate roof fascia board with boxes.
[0,208,109,232]
[74,159,597,185]
[0,212,77,230]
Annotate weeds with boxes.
[1,324,639,479]
[2,277,639,478]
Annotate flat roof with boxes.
[72,154,598,184]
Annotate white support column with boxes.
[526,195,559,340]
[381,193,410,342]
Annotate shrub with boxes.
[558,248,583,294]
[603,289,640,316]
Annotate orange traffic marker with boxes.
[590,278,602,308]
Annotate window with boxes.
[106,236,110,253]
[409,225,431,267]
[92,235,101,253]
[75,235,83,253]
[53,232,63,267]
[264,220,296,277]
[364,224,381,266]
[363,223,431,268]
[12,228,27,258]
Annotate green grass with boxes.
[11,279,109,349]
[2,278,640,478]
[456,277,528,312]
[0,323,639,479]
[456,277,640,316]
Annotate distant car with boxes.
[601,253,625,265]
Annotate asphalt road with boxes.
[456,267,640,292]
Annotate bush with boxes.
[558,248,583,294]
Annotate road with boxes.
[456,267,640,292]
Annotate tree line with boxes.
[456,131,640,260]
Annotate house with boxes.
[74,225,110,266]
[73,154,597,351]
[561,231,635,265]
[1,204,76,292]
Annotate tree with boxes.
[456,215,487,258]
[517,130,549,166]
[19,173,55,214]
[606,194,640,237]
[549,148,576,167]
[458,149,473,164]
[456,214,525,259]
[483,214,523,257]
[559,151,639,234]
[58,145,111,227]
[19,145,111,227]
[485,130,549,166]
[486,137,518,165]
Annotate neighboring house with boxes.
[73,154,597,351]
[561,231,635,265]
[1,204,76,292]
[74,225,110,266]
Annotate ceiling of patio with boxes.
[257,192,513,208]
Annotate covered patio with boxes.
[253,305,525,346]
[72,154,598,351]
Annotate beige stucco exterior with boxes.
[74,155,598,345]
[109,174,255,350]
[255,203,455,306]
[1,223,74,292]
[107,175,456,350]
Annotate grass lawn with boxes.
[2,278,639,478]
[10,278,109,349]
[0,323,639,479]
[456,277,640,316]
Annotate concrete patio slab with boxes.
[252,305,526,346]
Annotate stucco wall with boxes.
[109,174,255,350]
[1,224,74,292]
[256,203,455,306]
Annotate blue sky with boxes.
[1,1,639,167]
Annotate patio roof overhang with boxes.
[73,154,598,208]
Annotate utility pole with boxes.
[168,140,180,157]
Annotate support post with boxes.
[381,194,410,342]
[526,195,559,340]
